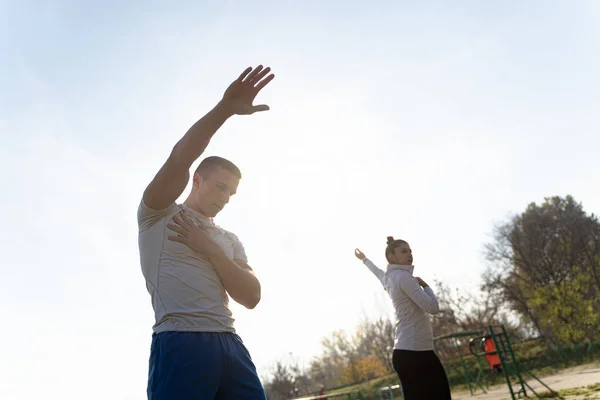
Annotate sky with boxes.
[1,0,600,399]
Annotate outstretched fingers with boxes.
[242,65,264,83]
[240,65,275,90]
[226,64,276,115]
[249,66,271,85]
[254,72,275,91]
[237,66,253,82]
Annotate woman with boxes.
[355,237,451,399]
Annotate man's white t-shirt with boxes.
[137,200,247,334]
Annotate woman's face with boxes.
[391,242,413,265]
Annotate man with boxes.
[137,65,275,400]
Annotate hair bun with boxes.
[387,236,395,244]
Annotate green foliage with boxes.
[485,195,600,347]
[526,269,600,344]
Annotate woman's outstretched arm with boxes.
[355,248,385,283]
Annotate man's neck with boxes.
[183,198,209,218]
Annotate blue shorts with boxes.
[147,331,266,400]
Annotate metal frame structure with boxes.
[434,324,563,400]
[486,324,562,399]
[296,389,364,400]
[434,329,489,396]
[379,384,402,400]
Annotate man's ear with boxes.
[192,171,202,189]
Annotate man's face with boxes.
[192,166,240,217]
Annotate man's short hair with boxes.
[195,156,242,179]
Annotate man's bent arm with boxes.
[143,103,233,210]
[206,248,261,309]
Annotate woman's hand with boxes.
[415,277,429,288]
[355,248,366,260]
[167,213,222,258]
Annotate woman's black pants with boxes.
[392,349,452,399]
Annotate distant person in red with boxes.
[319,385,327,400]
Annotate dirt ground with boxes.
[452,364,600,400]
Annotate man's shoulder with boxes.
[214,224,247,261]
[137,200,181,230]
[216,225,242,243]
[138,199,181,214]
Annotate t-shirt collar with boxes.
[180,204,215,225]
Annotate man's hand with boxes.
[167,213,221,258]
[219,65,275,115]
[167,212,261,309]
[415,277,429,288]
[355,248,366,260]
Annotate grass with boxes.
[536,382,600,399]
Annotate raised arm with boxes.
[143,65,275,211]
[397,275,440,314]
[355,248,385,283]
